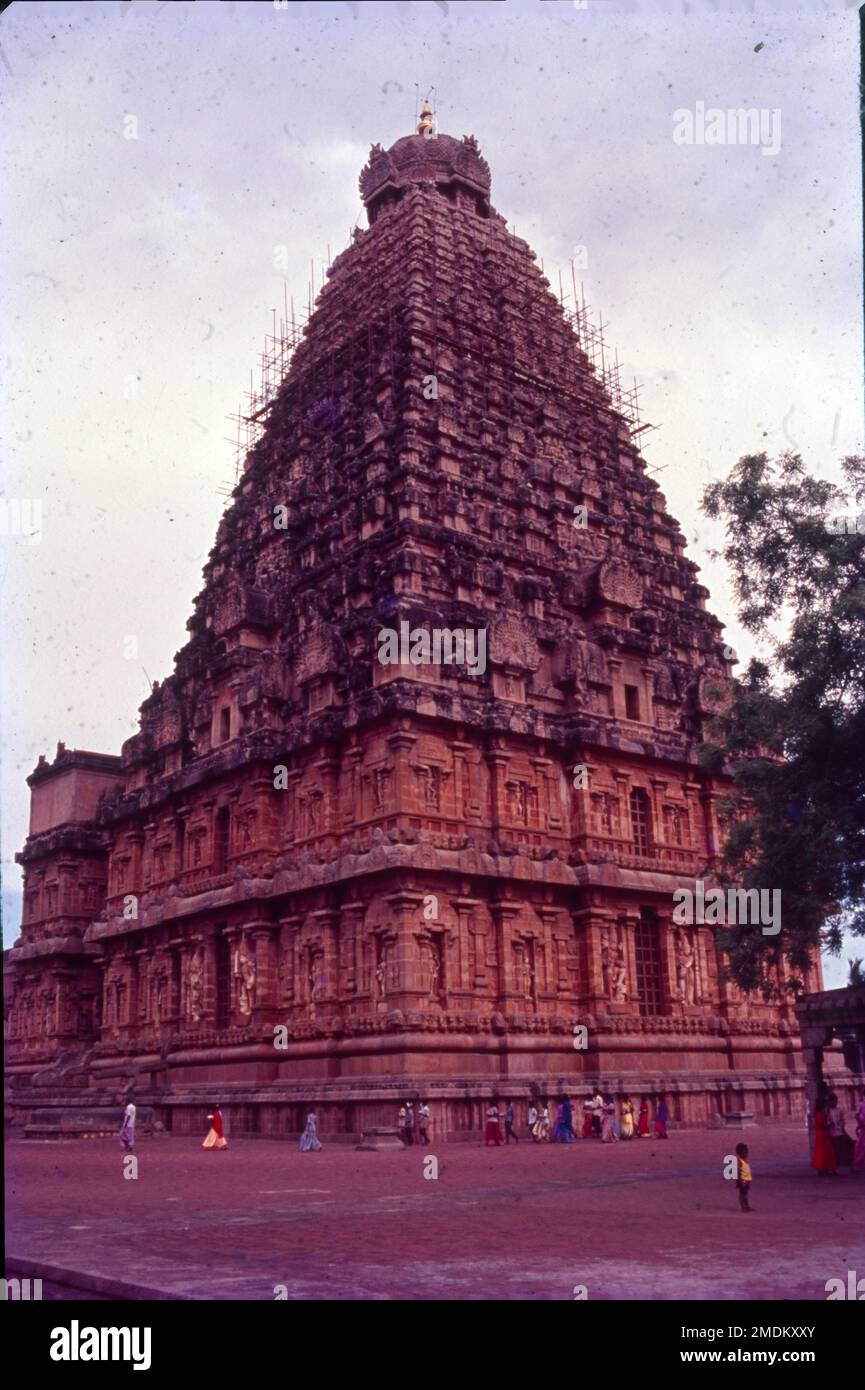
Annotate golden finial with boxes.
[417,99,435,138]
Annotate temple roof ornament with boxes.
[359,124,492,221]
[416,99,435,137]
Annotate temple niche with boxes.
[601,926,629,1004]
[674,928,699,1006]
[4,113,831,1139]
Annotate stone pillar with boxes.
[339,900,365,997]
[277,916,301,1006]
[372,927,399,1012]
[490,898,521,1006]
[450,738,473,822]
[800,1026,830,1151]
[224,927,242,1022]
[127,829,144,892]
[313,753,340,836]
[384,890,424,1007]
[309,909,339,1009]
[386,726,418,817]
[485,744,510,833]
[683,780,701,854]
[343,747,364,830]
[578,906,617,1012]
[539,906,568,996]
[249,920,279,1026]
[456,896,487,990]
[530,756,554,830]
[694,926,713,1005]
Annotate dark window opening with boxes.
[214,807,230,874]
[635,907,664,1016]
[219,707,231,743]
[216,928,231,1029]
[630,787,653,856]
[625,684,641,721]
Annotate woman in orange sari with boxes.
[812,1103,836,1176]
[202,1103,228,1150]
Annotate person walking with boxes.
[654,1095,669,1138]
[299,1110,322,1151]
[504,1101,519,1143]
[398,1103,408,1144]
[592,1091,604,1138]
[528,1102,539,1140]
[600,1097,616,1143]
[118,1098,136,1152]
[202,1103,228,1150]
[404,1102,416,1146]
[484,1103,503,1146]
[853,1092,865,1170]
[637,1096,650,1136]
[827,1093,854,1169]
[610,1100,621,1142]
[734,1142,753,1212]
[539,1102,551,1142]
[560,1096,575,1143]
[551,1100,564,1143]
[813,1100,837,1175]
[581,1099,593,1138]
[418,1101,431,1145]
[621,1096,635,1139]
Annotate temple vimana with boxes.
[5,111,829,1140]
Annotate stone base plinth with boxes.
[356,1126,404,1151]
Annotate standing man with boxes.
[592,1090,604,1138]
[404,1101,416,1146]
[504,1101,519,1144]
[418,1101,431,1145]
[118,1096,136,1152]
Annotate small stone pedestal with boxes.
[356,1126,404,1151]
[720,1110,757,1129]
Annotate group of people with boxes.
[397,1102,432,1146]
[117,1092,672,1152]
[483,1093,669,1145]
[200,1103,322,1152]
[120,1089,865,1173]
[812,1090,865,1175]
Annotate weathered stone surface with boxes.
[4,123,829,1134]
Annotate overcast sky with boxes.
[1,0,862,984]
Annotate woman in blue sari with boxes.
[299,1110,322,1151]
[560,1096,575,1142]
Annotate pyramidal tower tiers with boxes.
[6,116,820,1138]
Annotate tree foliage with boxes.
[700,452,865,992]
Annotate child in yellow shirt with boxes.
[735,1142,752,1211]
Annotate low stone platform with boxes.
[356,1126,404,1151]
[718,1109,758,1129]
[5,1126,864,1300]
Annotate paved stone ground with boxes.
[6,1126,864,1300]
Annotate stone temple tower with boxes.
[6,118,821,1138]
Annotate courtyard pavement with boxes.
[5,1125,864,1300]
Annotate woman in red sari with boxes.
[812,1104,837,1175]
[637,1097,650,1136]
[202,1103,228,1151]
[484,1103,503,1146]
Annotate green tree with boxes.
[700,452,865,994]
